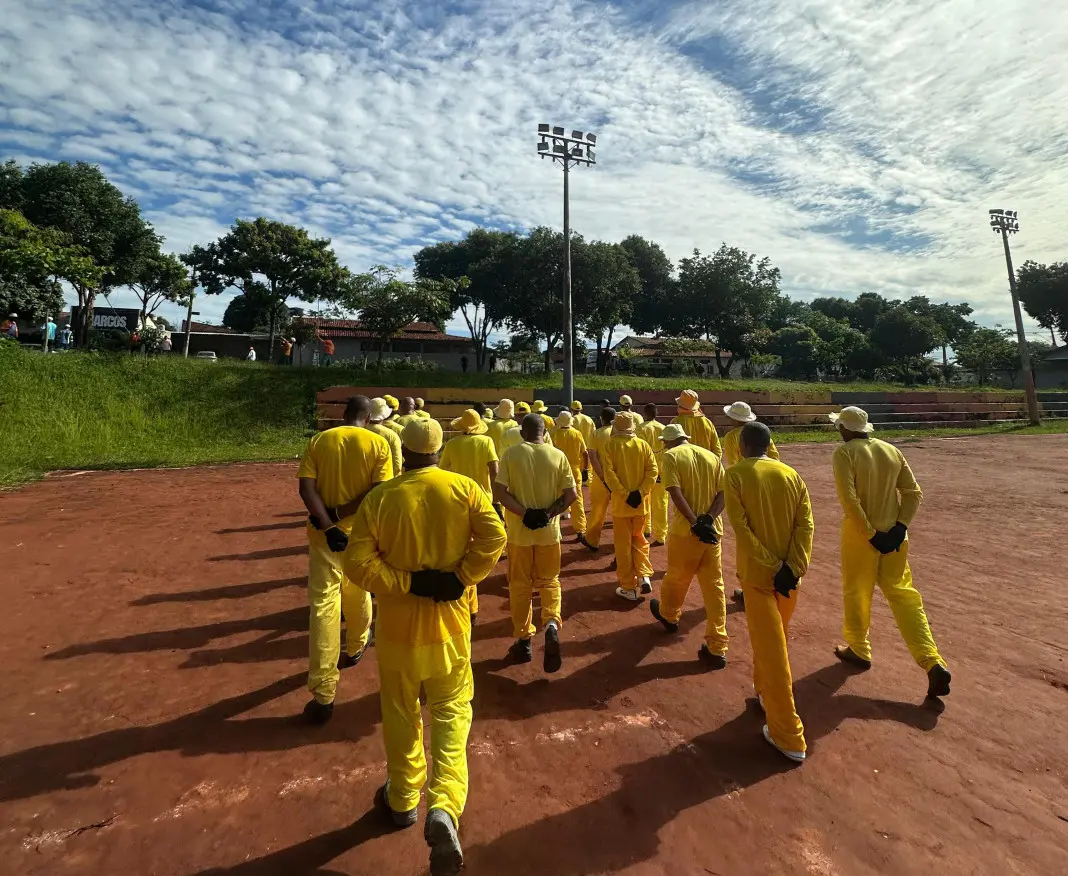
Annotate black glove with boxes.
[582,469,589,484]
[869,531,892,554]
[626,490,643,509]
[691,514,719,545]
[885,522,908,552]
[324,526,349,553]
[522,508,551,530]
[773,563,798,598]
[409,569,467,602]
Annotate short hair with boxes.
[521,412,546,438]
[599,406,616,425]
[474,401,489,416]
[740,421,772,454]
[644,402,658,416]
[344,395,372,423]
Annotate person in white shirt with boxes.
[246,346,257,361]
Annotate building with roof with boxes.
[294,318,475,370]
[588,336,735,376]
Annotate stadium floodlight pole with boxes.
[988,209,1041,425]
[537,124,597,406]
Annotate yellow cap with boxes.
[620,395,633,406]
[451,409,489,435]
[384,394,399,411]
[555,410,573,428]
[676,389,700,412]
[516,401,531,414]
[415,398,425,409]
[402,418,443,454]
[613,411,637,435]
[571,400,583,411]
[531,399,547,413]
[483,408,494,420]
[496,399,515,419]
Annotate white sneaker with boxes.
[639,577,652,595]
[615,586,641,602]
[763,724,805,762]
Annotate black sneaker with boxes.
[927,664,951,699]
[544,624,562,673]
[425,808,464,876]
[697,645,727,670]
[302,699,334,725]
[650,599,679,633]
[731,589,745,604]
[577,534,597,552]
[337,649,364,670]
[374,782,417,829]
[507,638,533,663]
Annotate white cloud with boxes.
[1,0,1065,340]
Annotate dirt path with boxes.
[1,436,1066,875]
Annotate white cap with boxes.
[661,423,690,442]
[370,397,391,422]
[724,401,757,423]
[829,406,875,433]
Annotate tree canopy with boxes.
[1016,260,1068,345]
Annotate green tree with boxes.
[619,235,673,335]
[16,161,159,346]
[130,252,193,331]
[954,327,1017,385]
[1016,260,1068,345]
[799,309,870,377]
[221,283,291,334]
[769,325,821,379]
[904,296,976,365]
[413,228,519,371]
[354,266,452,362]
[667,245,782,377]
[499,227,565,372]
[870,307,941,369]
[185,218,357,358]
[573,239,640,374]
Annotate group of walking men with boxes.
[295,389,952,875]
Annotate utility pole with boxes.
[537,124,596,407]
[988,209,1040,425]
[183,290,197,358]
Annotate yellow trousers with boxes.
[307,533,372,704]
[569,465,587,535]
[586,476,611,547]
[614,514,653,592]
[840,526,944,671]
[507,542,562,639]
[660,531,727,655]
[643,483,669,542]
[380,659,473,825]
[742,576,805,753]
[464,586,479,618]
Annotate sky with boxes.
[2,0,1066,344]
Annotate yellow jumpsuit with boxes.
[602,433,658,592]
[585,425,613,547]
[637,418,669,543]
[721,426,779,469]
[832,438,944,671]
[297,426,393,705]
[550,425,588,535]
[367,422,403,478]
[440,433,499,618]
[487,417,518,458]
[346,467,506,824]
[673,411,722,458]
[659,444,728,654]
[725,457,813,754]
[573,412,596,450]
[395,413,421,428]
[382,419,404,436]
[497,442,575,639]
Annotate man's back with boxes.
[726,457,811,568]
[297,426,392,528]
[722,426,778,468]
[366,423,403,477]
[637,419,666,468]
[497,442,574,545]
[603,434,655,491]
[832,437,921,534]
[662,443,724,537]
[550,426,586,468]
[672,412,721,456]
[574,413,596,445]
[440,433,498,496]
[487,418,517,455]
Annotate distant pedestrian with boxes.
[42,316,56,351]
[3,313,19,340]
[59,324,73,350]
[160,334,172,353]
[489,354,497,372]
[318,333,335,366]
[461,355,469,373]
[247,346,257,362]
[281,337,294,365]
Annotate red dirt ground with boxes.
[1,435,1066,876]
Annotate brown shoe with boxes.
[834,645,872,670]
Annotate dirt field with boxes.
[1,435,1066,876]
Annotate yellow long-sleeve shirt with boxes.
[487,418,518,456]
[382,419,404,436]
[496,442,576,547]
[395,414,421,428]
[661,444,725,538]
[832,437,922,537]
[439,433,499,497]
[550,425,587,469]
[602,434,658,518]
[673,412,722,457]
[725,457,814,583]
[722,425,779,468]
[367,423,403,478]
[573,412,596,448]
[297,426,393,534]
[637,418,666,473]
[345,467,506,678]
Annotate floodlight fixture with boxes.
[538,123,550,133]
[552,125,564,135]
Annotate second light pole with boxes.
[537,124,596,406]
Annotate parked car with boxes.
[195,351,218,362]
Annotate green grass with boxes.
[773,419,1068,446]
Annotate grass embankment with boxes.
[1,349,1065,489]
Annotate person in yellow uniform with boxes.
[487,399,518,457]
[440,409,500,623]
[829,406,951,699]
[637,402,669,546]
[414,398,432,419]
[297,395,393,724]
[618,394,633,414]
[673,389,722,457]
[571,400,596,482]
[494,414,578,672]
[721,401,779,468]
[550,410,589,541]
[345,419,506,874]
[582,406,615,550]
[649,424,729,668]
[602,411,657,600]
[529,399,556,432]
[395,397,421,427]
[368,397,404,478]
[381,395,404,435]
[725,422,813,763]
